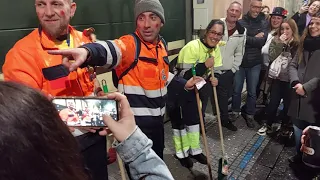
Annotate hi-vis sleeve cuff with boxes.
[81,40,122,70]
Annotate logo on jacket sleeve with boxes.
[161,69,167,81]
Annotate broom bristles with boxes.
[218,158,229,180]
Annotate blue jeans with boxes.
[293,125,303,156]
[232,64,261,115]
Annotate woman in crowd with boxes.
[288,14,320,164]
[262,5,271,20]
[0,81,174,180]
[167,19,221,168]
[292,0,320,35]
[257,7,287,107]
[257,19,299,136]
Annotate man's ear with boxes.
[70,2,77,18]
[161,23,164,28]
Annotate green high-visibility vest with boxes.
[177,39,223,71]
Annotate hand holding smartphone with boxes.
[52,97,119,127]
[300,0,309,14]
[98,92,137,142]
[53,92,138,142]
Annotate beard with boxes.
[41,21,69,39]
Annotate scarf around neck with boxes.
[303,35,320,52]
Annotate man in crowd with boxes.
[48,0,202,178]
[217,1,246,131]
[231,0,268,127]
[2,0,108,179]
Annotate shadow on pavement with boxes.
[289,162,319,180]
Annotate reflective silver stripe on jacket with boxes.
[118,85,167,98]
[96,40,122,69]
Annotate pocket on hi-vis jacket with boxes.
[42,64,71,90]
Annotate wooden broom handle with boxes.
[193,74,213,180]
[211,68,226,159]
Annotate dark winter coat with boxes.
[291,12,308,36]
[238,12,269,68]
[288,49,320,126]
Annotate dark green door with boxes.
[0,0,186,71]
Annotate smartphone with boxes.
[303,0,309,6]
[52,97,119,127]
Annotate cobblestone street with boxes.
[108,94,313,180]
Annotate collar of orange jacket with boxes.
[135,30,165,50]
[39,25,81,50]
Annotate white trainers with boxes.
[257,125,268,136]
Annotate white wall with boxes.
[193,0,214,30]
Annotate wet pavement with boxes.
[107,94,318,180]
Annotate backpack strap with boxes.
[114,34,166,87]
[118,33,141,81]
[160,36,168,53]
[113,33,141,88]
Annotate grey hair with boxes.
[228,1,242,10]
[250,0,262,4]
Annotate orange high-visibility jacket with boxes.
[83,31,175,126]
[3,25,94,96]
[116,32,169,119]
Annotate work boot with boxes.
[243,114,255,128]
[229,111,240,122]
[222,121,238,131]
[177,157,193,168]
[191,153,207,164]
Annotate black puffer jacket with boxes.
[291,12,307,36]
[238,12,268,68]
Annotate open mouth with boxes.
[143,31,152,36]
[210,39,218,44]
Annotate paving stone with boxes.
[233,172,241,178]
[107,92,299,179]
[246,163,271,180]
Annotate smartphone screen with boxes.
[52,97,118,127]
[303,0,309,5]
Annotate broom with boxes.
[191,66,213,180]
[208,55,229,180]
